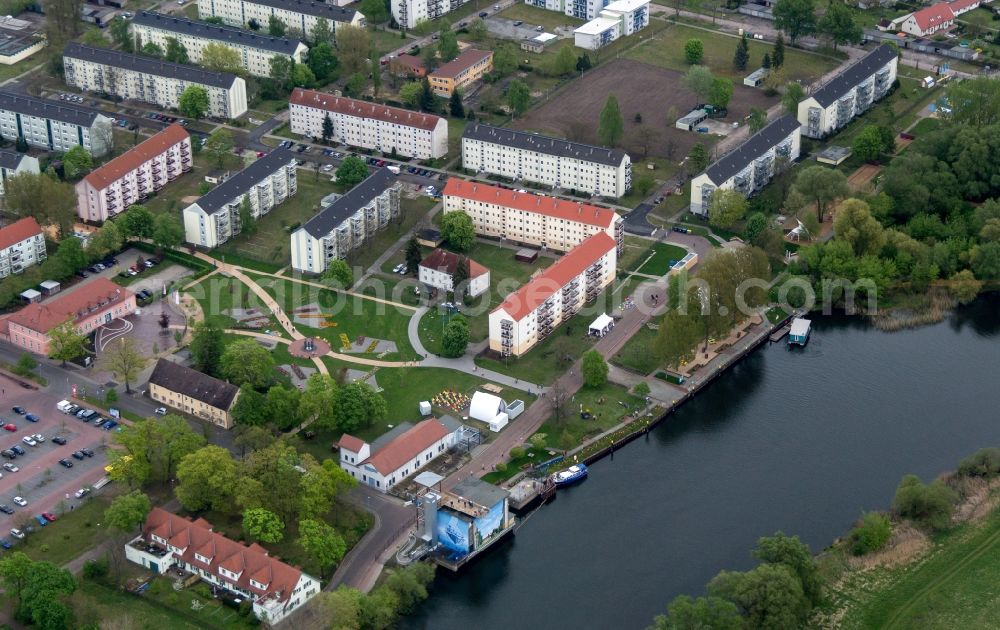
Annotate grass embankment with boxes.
[539,382,644,450]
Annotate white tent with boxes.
[589,313,615,337]
[469,391,506,423]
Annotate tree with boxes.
[649,595,742,630]
[577,53,593,73]
[744,212,769,243]
[773,33,786,67]
[494,43,518,77]
[762,52,771,69]
[709,77,733,110]
[790,165,849,223]
[61,145,92,180]
[231,384,271,426]
[105,491,151,536]
[551,45,577,76]
[399,81,422,108]
[300,458,355,520]
[893,473,957,531]
[204,128,234,167]
[405,238,422,274]
[336,155,369,188]
[2,554,75,627]
[4,172,77,237]
[733,34,749,71]
[338,25,370,75]
[360,0,389,23]
[971,242,1000,280]
[323,259,354,288]
[238,196,257,236]
[420,76,437,112]
[243,508,285,543]
[220,339,275,389]
[687,143,710,173]
[849,512,892,556]
[47,320,87,367]
[441,315,470,358]
[683,65,715,101]
[708,563,810,629]
[13,353,37,377]
[292,63,318,88]
[581,350,609,388]
[233,424,275,458]
[311,16,333,44]
[441,211,475,251]
[334,382,387,433]
[748,107,767,134]
[438,29,459,61]
[634,381,651,398]
[753,532,823,607]
[345,72,366,96]
[117,204,155,238]
[266,385,302,431]
[190,321,224,375]
[248,18,261,30]
[708,189,747,229]
[449,90,465,118]
[152,213,184,250]
[201,42,243,74]
[238,442,302,520]
[507,80,531,117]
[109,16,132,52]
[322,112,334,143]
[949,269,983,304]
[268,14,287,37]
[98,337,147,393]
[782,82,805,116]
[852,125,888,162]
[773,0,816,44]
[818,1,862,51]
[598,94,625,147]
[946,77,1000,128]
[175,445,238,512]
[164,37,189,63]
[178,85,209,119]
[298,373,339,430]
[307,41,339,84]
[452,257,470,300]
[88,221,123,259]
[684,38,704,65]
[633,172,656,197]
[298,519,346,578]
[141,41,164,58]
[834,198,885,256]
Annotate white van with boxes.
[56,400,74,413]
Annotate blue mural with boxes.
[473,501,504,547]
[436,511,470,553]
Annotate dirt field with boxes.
[512,59,777,162]
[848,163,883,191]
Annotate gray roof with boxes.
[131,12,304,55]
[147,359,239,410]
[463,123,628,167]
[299,168,395,238]
[371,421,414,454]
[448,476,509,507]
[64,42,239,89]
[704,115,801,184]
[0,91,102,127]
[194,149,295,214]
[809,45,897,107]
[242,0,358,23]
[0,149,26,170]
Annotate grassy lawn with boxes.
[14,492,115,565]
[619,236,657,273]
[636,242,688,276]
[610,323,660,375]
[496,3,585,29]
[0,47,56,84]
[539,381,644,450]
[625,22,837,82]
[821,77,942,148]
[344,195,438,271]
[144,152,247,217]
[357,274,422,307]
[186,274,284,331]
[481,445,554,484]
[370,27,409,57]
[446,116,468,160]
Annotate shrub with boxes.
[957,448,1000,478]
[83,558,109,580]
[494,462,507,473]
[893,474,957,531]
[849,512,892,556]
[509,446,525,460]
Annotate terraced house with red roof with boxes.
[126,507,320,624]
[75,124,191,222]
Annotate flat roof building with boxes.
[573,0,650,50]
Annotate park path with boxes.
[225,329,416,369]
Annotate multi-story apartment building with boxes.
[130,12,307,79]
[428,48,493,97]
[0,217,45,279]
[488,232,617,357]
[526,0,632,21]
[75,124,192,222]
[196,0,365,38]
[690,116,801,216]
[0,91,112,157]
[0,150,39,196]
[797,44,898,139]
[183,149,298,248]
[1,278,136,354]
[126,508,320,624]
[290,168,400,274]
[573,0,649,50]
[391,0,475,30]
[63,43,248,120]
[442,178,624,254]
[147,359,240,429]
[462,123,631,198]
[289,88,448,159]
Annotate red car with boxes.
[2,424,15,432]
[41,512,57,522]
[256,151,265,158]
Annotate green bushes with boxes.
[892,474,957,532]
[957,448,1000,478]
[849,512,893,556]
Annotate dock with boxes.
[769,324,791,343]
[508,478,556,513]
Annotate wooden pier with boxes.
[508,478,556,513]
[769,324,791,343]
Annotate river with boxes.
[401,295,1000,630]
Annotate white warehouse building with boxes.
[289,88,448,159]
[574,0,650,50]
[290,168,400,274]
[130,12,308,79]
[196,0,365,38]
[462,123,631,198]
[184,149,298,248]
[690,115,801,216]
[63,43,248,120]
[797,44,898,139]
[0,91,112,157]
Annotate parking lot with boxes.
[0,373,113,546]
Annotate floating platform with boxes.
[769,324,791,343]
[508,478,556,513]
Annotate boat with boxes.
[552,463,588,487]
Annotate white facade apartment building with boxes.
[75,124,192,222]
[130,12,307,79]
[797,45,898,139]
[0,91,112,157]
[289,88,448,159]
[525,0,615,20]
[390,0,475,30]
[183,149,297,248]
[442,178,625,255]
[290,168,400,274]
[573,0,649,50]
[489,232,617,357]
[418,248,490,297]
[0,217,45,279]
[197,0,364,38]
[690,116,801,216]
[0,150,39,196]
[462,123,631,198]
[63,43,248,120]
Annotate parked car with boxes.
[42,512,56,522]
[0,539,11,549]
[671,226,691,234]
[33,515,46,527]
[3,463,17,472]
[74,488,90,499]
[10,446,24,456]
[58,459,73,468]
[24,414,38,423]
[11,407,25,415]
[12,497,26,507]
[81,448,95,458]
[71,451,85,461]
[2,424,15,432]
[0,505,12,515]
[20,437,35,447]
[51,436,66,445]
[0,451,14,460]
[30,434,43,443]
[513,20,523,25]
[102,420,118,431]
[479,11,488,17]
[154,407,167,416]
[10,528,23,539]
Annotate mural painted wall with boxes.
[473,501,504,547]
[436,510,471,553]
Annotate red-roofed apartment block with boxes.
[337,417,461,492]
[288,88,448,159]
[1,277,135,354]
[897,3,955,36]
[0,217,45,279]
[75,124,191,222]
[126,507,320,624]
[442,178,624,255]
[488,232,617,357]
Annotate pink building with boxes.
[1,277,136,354]
[75,124,192,222]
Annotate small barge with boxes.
[788,317,811,346]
